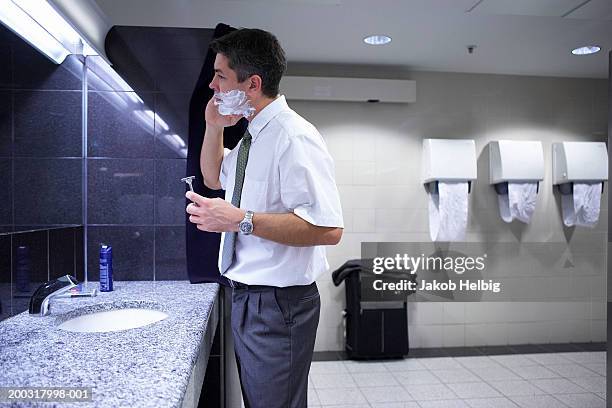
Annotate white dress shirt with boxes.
[218,95,344,287]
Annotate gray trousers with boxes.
[231,282,320,408]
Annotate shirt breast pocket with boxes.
[239,176,269,212]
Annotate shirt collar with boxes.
[247,95,290,141]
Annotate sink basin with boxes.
[58,308,168,333]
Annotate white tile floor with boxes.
[307,351,606,408]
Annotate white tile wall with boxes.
[291,69,608,351]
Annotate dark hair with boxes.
[210,28,287,98]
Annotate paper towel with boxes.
[498,182,538,224]
[561,182,602,228]
[428,181,468,241]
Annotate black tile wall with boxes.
[11,230,48,316]
[88,159,155,225]
[86,226,154,282]
[154,226,186,280]
[0,295,9,322]
[1,23,83,235]
[88,91,155,158]
[0,233,10,282]
[154,93,190,159]
[12,44,82,91]
[155,159,187,225]
[0,91,11,157]
[0,227,84,320]
[0,24,88,322]
[49,227,79,280]
[0,232,10,321]
[0,43,11,89]
[11,230,48,292]
[84,27,215,285]
[0,159,11,225]
[13,90,82,158]
[14,158,82,225]
[0,24,215,294]
[74,226,84,283]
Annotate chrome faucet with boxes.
[29,275,79,316]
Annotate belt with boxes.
[227,279,316,292]
[227,279,273,290]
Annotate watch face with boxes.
[240,222,253,234]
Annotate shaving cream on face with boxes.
[213,89,255,118]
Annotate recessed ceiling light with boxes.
[364,35,391,46]
[571,46,601,55]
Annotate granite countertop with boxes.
[0,280,220,408]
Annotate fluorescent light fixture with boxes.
[126,92,144,105]
[132,110,155,134]
[0,0,98,64]
[164,134,185,150]
[571,45,601,55]
[155,114,170,132]
[141,110,170,132]
[0,1,186,160]
[87,56,139,95]
[162,134,187,158]
[86,56,143,107]
[15,0,97,55]
[143,110,156,123]
[0,2,184,157]
[364,35,391,45]
[169,134,186,149]
[0,1,69,63]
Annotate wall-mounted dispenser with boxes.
[489,140,544,224]
[552,141,608,227]
[422,138,477,242]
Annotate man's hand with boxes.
[186,191,245,233]
[205,97,243,130]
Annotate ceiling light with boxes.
[364,35,391,46]
[0,0,97,64]
[571,46,601,56]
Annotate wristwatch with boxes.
[239,210,254,235]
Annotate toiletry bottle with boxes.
[99,244,113,292]
[16,246,31,293]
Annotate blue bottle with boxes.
[15,246,31,293]
[99,244,113,292]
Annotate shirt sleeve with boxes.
[219,148,232,190]
[279,133,344,228]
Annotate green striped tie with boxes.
[220,130,252,273]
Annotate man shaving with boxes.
[186,28,344,407]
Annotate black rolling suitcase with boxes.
[332,259,415,359]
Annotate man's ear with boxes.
[249,75,263,93]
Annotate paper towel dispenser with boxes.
[422,138,477,193]
[489,140,544,195]
[552,142,608,195]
